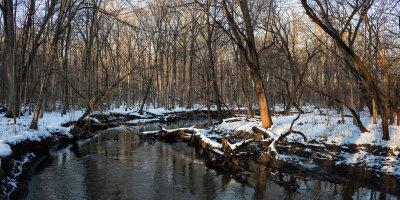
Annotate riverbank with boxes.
[0,104,211,198]
[1,105,400,198]
[211,107,400,177]
[136,106,400,196]
[139,105,400,175]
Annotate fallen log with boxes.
[142,126,198,139]
[251,126,276,139]
[251,126,270,139]
[140,124,335,169]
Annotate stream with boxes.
[22,121,398,200]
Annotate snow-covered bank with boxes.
[193,106,400,177]
[0,104,210,158]
[0,110,81,198]
[0,111,82,157]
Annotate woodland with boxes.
[0,0,399,140]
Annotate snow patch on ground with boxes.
[125,118,159,124]
[0,143,12,157]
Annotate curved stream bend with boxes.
[24,122,398,200]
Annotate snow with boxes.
[125,118,159,124]
[0,110,84,157]
[216,107,400,148]
[0,143,12,157]
[197,131,222,149]
[102,104,208,116]
[213,149,225,155]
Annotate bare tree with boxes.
[219,0,273,128]
[301,0,392,140]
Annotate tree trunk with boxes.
[30,0,67,129]
[397,111,400,126]
[139,73,154,115]
[204,9,223,123]
[237,52,253,119]
[30,76,46,130]
[382,112,389,140]
[373,99,377,124]
[186,14,196,109]
[253,72,273,128]
[2,0,16,124]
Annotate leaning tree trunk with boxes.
[301,0,389,139]
[305,83,369,133]
[29,76,46,129]
[76,69,134,124]
[139,72,154,115]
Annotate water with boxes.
[24,122,398,200]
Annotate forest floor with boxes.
[1,104,400,194]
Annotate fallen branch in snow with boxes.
[160,126,197,136]
[277,113,307,143]
[250,113,308,157]
[72,67,137,133]
[140,123,338,168]
[279,141,335,159]
[273,113,335,158]
[277,130,307,144]
[141,127,254,161]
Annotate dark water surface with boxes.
[25,122,398,200]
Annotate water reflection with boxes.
[25,125,398,200]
